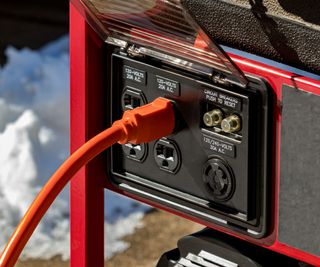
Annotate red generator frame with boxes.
[70,2,320,267]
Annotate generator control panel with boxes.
[109,49,271,238]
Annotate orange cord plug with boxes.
[115,97,175,144]
[0,97,175,267]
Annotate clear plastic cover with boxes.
[75,0,248,86]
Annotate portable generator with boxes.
[68,0,320,266]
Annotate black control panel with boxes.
[109,51,271,237]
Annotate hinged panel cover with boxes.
[77,0,248,87]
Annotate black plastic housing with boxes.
[181,0,320,76]
[109,48,271,238]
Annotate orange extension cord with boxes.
[0,97,175,267]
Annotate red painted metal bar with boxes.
[70,3,105,267]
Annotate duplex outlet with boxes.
[120,87,148,162]
[110,50,271,238]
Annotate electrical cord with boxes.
[0,97,175,267]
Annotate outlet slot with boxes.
[122,143,147,162]
[203,157,235,202]
[121,87,147,111]
[154,138,181,173]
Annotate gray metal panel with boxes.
[279,85,320,255]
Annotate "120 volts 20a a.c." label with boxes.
[123,65,146,85]
[156,75,180,96]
